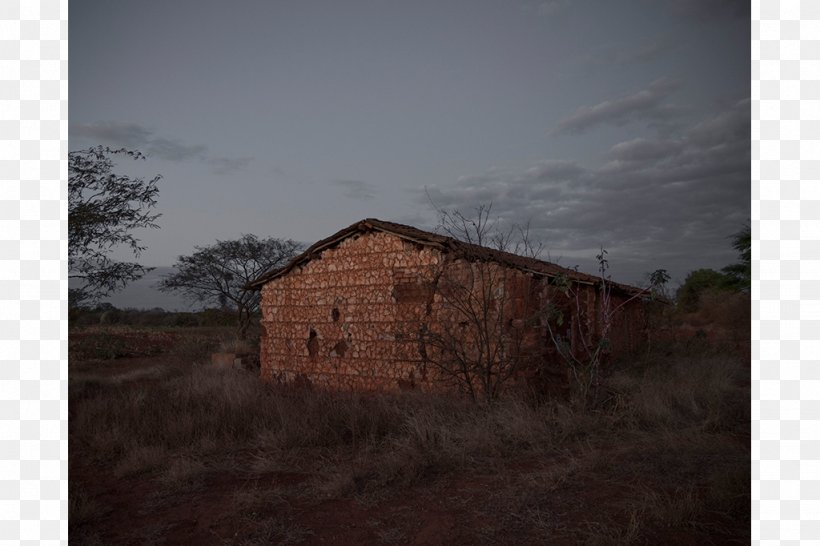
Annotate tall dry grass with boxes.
[607,352,749,431]
[72,365,564,476]
[71,349,747,473]
[70,340,749,542]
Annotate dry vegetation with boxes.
[70,302,749,545]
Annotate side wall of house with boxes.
[410,259,553,397]
[259,231,442,391]
[606,291,648,361]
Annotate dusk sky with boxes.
[69,0,750,293]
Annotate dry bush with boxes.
[671,289,750,361]
[606,352,748,431]
[690,289,750,328]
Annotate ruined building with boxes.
[246,219,650,396]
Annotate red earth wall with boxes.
[258,231,647,393]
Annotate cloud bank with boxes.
[70,121,253,174]
[423,98,750,284]
[553,78,682,135]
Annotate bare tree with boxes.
[417,258,541,402]
[159,235,301,339]
[428,198,543,258]
[412,202,546,402]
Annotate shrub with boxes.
[676,269,733,313]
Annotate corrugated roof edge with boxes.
[244,218,656,299]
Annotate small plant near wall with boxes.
[544,249,667,408]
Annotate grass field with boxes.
[69,318,749,545]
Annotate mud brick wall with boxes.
[258,230,647,393]
[259,231,443,391]
[535,281,648,368]
[415,260,552,389]
[606,291,648,360]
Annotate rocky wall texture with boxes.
[259,232,442,391]
[258,231,647,394]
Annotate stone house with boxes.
[246,219,650,396]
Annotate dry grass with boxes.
[70,327,749,544]
[608,352,749,431]
[234,517,314,546]
[232,484,288,519]
[69,487,108,529]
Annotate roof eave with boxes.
[245,218,649,298]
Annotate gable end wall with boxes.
[259,231,442,390]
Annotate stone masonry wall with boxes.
[259,231,442,391]
[259,231,647,393]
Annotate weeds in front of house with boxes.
[70,324,748,543]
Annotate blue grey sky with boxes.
[70,0,749,291]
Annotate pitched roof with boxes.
[245,218,647,296]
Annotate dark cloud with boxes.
[687,98,750,147]
[332,179,377,200]
[421,99,750,285]
[69,121,253,174]
[553,78,682,135]
[523,160,585,180]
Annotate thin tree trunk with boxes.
[237,306,249,340]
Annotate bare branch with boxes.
[69,146,161,307]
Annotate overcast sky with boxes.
[70,0,749,288]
